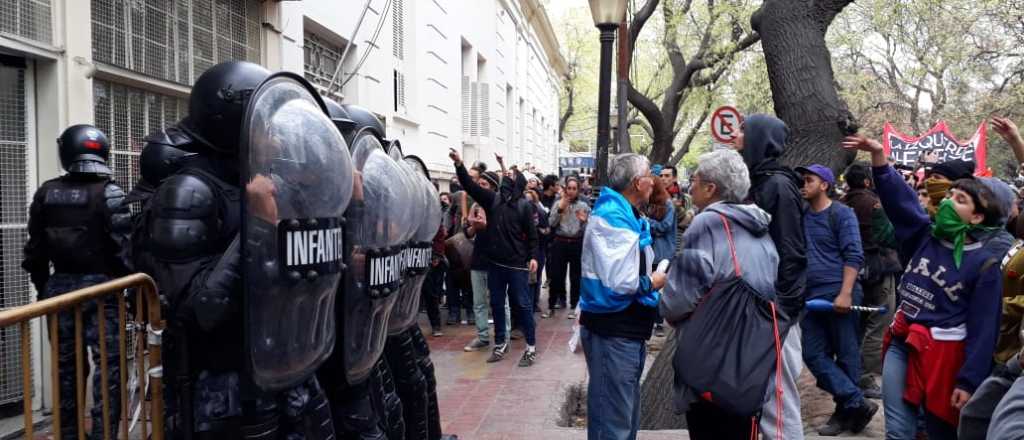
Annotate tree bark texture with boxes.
[639,329,687,430]
[753,0,858,173]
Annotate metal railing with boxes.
[0,273,165,440]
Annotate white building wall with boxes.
[278,0,565,181]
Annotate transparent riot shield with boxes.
[387,155,441,335]
[241,72,354,392]
[340,133,418,384]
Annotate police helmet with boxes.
[322,96,355,135]
[182,61,271,154]
[58,124,112,175]
[140,143,194,185]
[341,104,386,142]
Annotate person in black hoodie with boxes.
[449,148,540,367]
[733,114,808,439]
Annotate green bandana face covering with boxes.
[931,198,994,268]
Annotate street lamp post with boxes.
[588,0,627,187]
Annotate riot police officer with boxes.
[22,124,131,439]
[134,61,337,440]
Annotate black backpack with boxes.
[673,213,786,418]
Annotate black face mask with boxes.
[500,179,516,203]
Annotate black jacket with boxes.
[456,164,538,269]
[741,114,807,320]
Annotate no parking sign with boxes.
[710,106,743,144]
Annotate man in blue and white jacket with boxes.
[579,153,666,440]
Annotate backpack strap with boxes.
[718,213,742,277]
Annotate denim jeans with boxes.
[801,289,865,410]
[882,340,958,440]
[581,327,645,440]
[470,269,510,341]
[488,265,534,346]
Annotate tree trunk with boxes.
[639,329,687,430]
[753,0,858,173]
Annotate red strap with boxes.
[771,302,784,440]
[718,213,742,277]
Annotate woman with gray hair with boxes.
[660,149,783,438]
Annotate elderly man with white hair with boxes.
[579,153,667,440]
[660,149,784,439]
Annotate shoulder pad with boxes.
[144,125,194,149]
[148,174,220,261]
[154,174,217,219]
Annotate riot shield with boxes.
[388,156,441,335]
[240,72,354,392]
[341,133,418,384]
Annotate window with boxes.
[393,0,404,61]
[0,61,32,405]
[304,32,348,101]
[0,0,52,44]
[93,80,188,197]
[91,0,261,85]
[394,69,406,112]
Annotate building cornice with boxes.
[519,0,569,80]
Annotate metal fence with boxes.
[0,0,53,45]
[0,62,33,406]
[0,273,166,440]
[91,0,261,85]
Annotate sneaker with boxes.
[518,350,537,367]
[862,382,883,400]
[460,320,468,325]
[431,329,444,337]
[552,302,563,310]
[464,338,489,352]
[541,310,553,319]
[486,343,509,363]
[567,311,577,320]
[487,318,494,324]
[817,411,846,436]
[844,400,879,434]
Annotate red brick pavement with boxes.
[423,307,686,440]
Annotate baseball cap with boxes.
[796,164,835,186]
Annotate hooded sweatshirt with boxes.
[660,202,779,322]
[740,114,807,319]
[456,164,538,270]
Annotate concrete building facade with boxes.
[0,0,565,416]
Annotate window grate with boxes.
[93,79,188,198]
[0,65,32,406]
[0,0,53,45]
[392,0,404,61]
[304,33,346,101]
[91,0,261,85]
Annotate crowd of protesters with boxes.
[418,115,1024,440]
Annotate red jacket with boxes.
[885,312,966,426]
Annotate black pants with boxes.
[686,401,758,440]
[547,238,582,309]
[444,270,473,320]
[422,266,445,329]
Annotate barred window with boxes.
[93,79,188,195]
[0,0,53,45]
[303,33,347,101]
[91,0,261,85]
[0,63,32,405]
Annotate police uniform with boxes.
[134,61,335,440]
[22,125,131,439]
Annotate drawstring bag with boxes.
[673,213,784,420]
